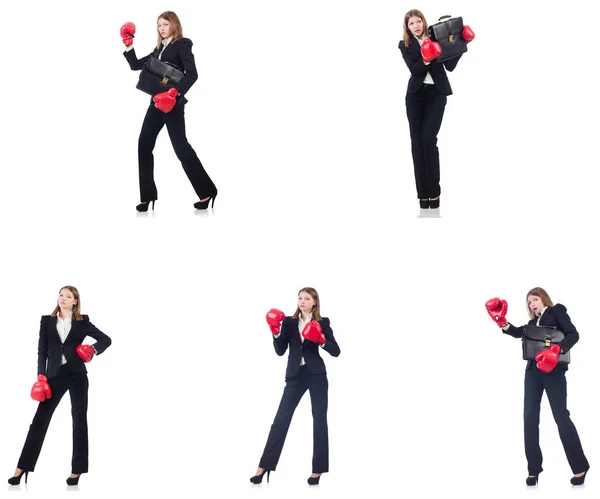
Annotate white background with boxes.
[1,0,599,498]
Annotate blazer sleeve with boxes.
[175,38,198,96]
[398,40,429,77]
[273,318,290,356]
[442,53,462,72]
[83,316,112,355]
[123,47,153,71]
[553,305,580,353]
[37,316,48,376]
[320,318,340,357]
[502,322,525,339]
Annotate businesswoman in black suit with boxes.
[398,9,462,209]
[8,286,112,486]
[486,287,590,486]
[121,11,217,212]
[250,287,341,485]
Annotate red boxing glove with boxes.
[421,38,442,63]
[462,25,475,44]
[301,320,325,345]
[120,22,136,46]
[485,297,508,327]
[153,87,179,113]
[77,344,95,363]
[31,374,52,402]
[535,345,561,373]
[266,308,285,335]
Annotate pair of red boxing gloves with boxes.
[30,345,95,402]
[421,25,476,63]
[485,298,560,373]
[120,22,179,114]
[266,309,325,345]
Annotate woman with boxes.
[7,286,112,486]
[485,288,590,486]
[250,287,341,485]
[120,11,217,212]
[398,10,466,209]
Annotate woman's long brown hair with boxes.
[526,287,554,320]
[156,11,184,49]
[292,287,323,321]
[51,285,83,321]
[403,9,429,47]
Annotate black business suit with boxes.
[504,304,589,476]
[17,315,112,474]
[398,36,461,199]
[124,37,217,203]
[259,317,340,474]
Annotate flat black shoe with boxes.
[136,200,155,212]
[66,475,80,486]
[194,191,218,210]
[419,199,429,209]
[307,474,321,485]
[8,470,28,485]
[429,198,440,209]
[526,475,538,486]
[571,470,588,485]
[250,469,270,484]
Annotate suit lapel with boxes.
[64,318,78,343]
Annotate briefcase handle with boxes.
[438,15,452,21]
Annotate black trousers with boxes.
[259,366,329,473]
[17,364,89,474]
[524,367,589,475]
[138,102,217,202]
[405,84,447,199]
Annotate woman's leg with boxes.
[258,372,309,471]
[138,105,166,202]
[164,103,217,200]
[524,368,545,476]
[405,90,427,199]
[69,372,89,475]
[308,373,329,474]
[17,372,70,472]
[420,87,447,200]
[544,370,590,474]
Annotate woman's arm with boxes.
[502,323,525,339]
[37,316,48,376]
[320,318,340,357]
[553,305,580,353]
[123,47,154,71]
[83,317,112,354]
[273,318,290,356]
[398,40,429,77]
[175,38,199,96]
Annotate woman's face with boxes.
[298,292,316,315]
[407,16,425,38]
[527,295,544,316]
[58,288,77,310]
[158,18,171,38]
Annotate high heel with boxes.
[66,474,80,486]
[194,191,218,210]
[136,200,156,212]
[419,199,429,209]
[526,475,538,486]
[429,198,440,209]
[8,470,28,485]
[571,470,588,486]
[249,469,270,484]
[307,474,321,485]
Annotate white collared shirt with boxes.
[158,37,173,60]
[416,36,435,84]
[298,314,313,366]
[536,307,548,326]
[56,312,72,365]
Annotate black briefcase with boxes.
[522,325,570,365]
[428,15,468,63]
[136,57,184,96]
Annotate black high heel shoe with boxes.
[429,198,440,209]
[571,470,588,485]
[66,475,80,486]
[526,475,538,486]
[249,469,270,484]
[419,199,429,209]
[8,470,28,485]
[307,474,321,485]
[136,200,156,212]
[194,191,218,210]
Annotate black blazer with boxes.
[124,37,199,104]
[398,37,461,95]
[503,304,579,371]
[273,317,341,378]
[37,315,112,379]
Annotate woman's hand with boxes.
[120,22,136,46]
[266,309,285,335]
[153,88,179,113]
[76,344,95,363]
[485,297,508,327]
[31,375,52,402]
